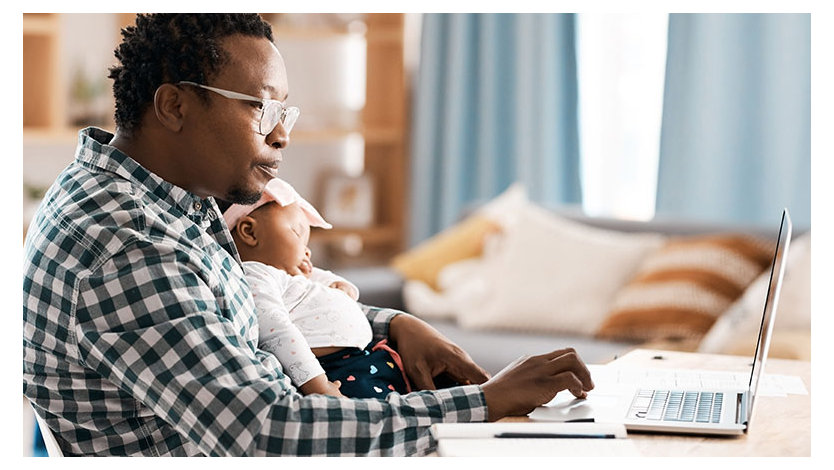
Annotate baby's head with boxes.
[223,178,331,277]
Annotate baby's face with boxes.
[255,202,313,277]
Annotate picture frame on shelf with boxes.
[321,173,374,229]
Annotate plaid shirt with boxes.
[23,128,488,456]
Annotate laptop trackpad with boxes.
[528,389,628,422]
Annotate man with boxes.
[23,14,593,456]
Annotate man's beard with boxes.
[219,185,262,209]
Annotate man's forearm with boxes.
[258,385,488,456]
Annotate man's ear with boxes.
[234,216,259,248]
[153,83,187,132]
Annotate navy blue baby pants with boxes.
[317,340,412,399]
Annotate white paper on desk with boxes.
[589,364,807,397]
[759,373,808,396]
[430,422,627,439]
[436,438,640,457]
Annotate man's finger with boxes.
[448,358,491,385]
[408,364,437,391]
[546,351,594,391]
[552,371,588,398]
[542,348,577,361]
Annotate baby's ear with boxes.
[234,216,259,247]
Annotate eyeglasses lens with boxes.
[260,103,299,135]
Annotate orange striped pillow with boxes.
[596,234,774,342]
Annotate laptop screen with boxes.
[746,209,792,424]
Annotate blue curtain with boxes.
[409,13,581,246]
[656,14,811,229]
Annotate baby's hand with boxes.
[299,374,345,398]
[323,380,345,398]
[329,281,359,300]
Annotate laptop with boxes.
[623,208,792,435]
[531,209,793,436]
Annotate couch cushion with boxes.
[596,234,774,342]
[337,266,407,311]
[426,318,638,375]
[390,185,525,290]
[456,203,667,336]
[391,215,500,291]
[698,232,811,359]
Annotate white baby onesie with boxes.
[242,261,372,386]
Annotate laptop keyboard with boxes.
[629,390,724,423]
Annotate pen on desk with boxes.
[494,432,616,439]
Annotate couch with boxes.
[340,192,811,376]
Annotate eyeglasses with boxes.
[177,81,300,136]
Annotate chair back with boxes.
[30,402,64,457]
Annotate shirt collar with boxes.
[75,127,211,218]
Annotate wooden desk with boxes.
[502,348,811,457]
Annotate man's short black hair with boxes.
[108,13,274,135]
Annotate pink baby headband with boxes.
[223,177,332,230]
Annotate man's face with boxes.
[254,202,313,278]
[182,34,291,203]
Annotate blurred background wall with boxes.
[22,12,811,263]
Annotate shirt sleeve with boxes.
[244,263,325,387]
[73,241,488,456]
[360,303,404,343]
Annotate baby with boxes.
[223,177,411,399]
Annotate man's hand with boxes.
[480,348,594,421]
[388,314,490,390]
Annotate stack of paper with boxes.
[431,422,639,457]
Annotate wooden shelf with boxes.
[22,126,405,147]
[311,225,400,246]
[22,13,409,262]
[290,128,361,143]
[275,27,366,40]
[23,14,58,34]
[290,127,402,144]
[22,127,81,144]
[23,13,63,132]
[270,13,408,260]
[364,127,404,144]
[366,30,403,44]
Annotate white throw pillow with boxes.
[456,203,668,336]
[391,183,528,291]
[402,258,491,320]
[398,184,529,317]
[475,182,529,228]
[698,232,811,356]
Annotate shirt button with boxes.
[193,201,202,211]
[207,210,217,220]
